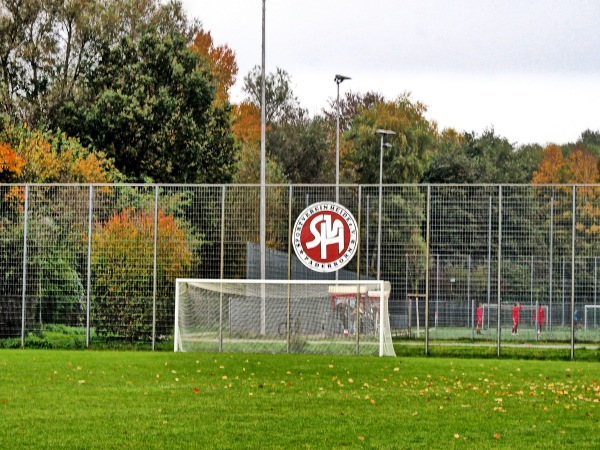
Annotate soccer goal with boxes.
[584,305,600,331]
[174,279,395,357]
[481,303,539,330]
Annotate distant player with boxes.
[511,302,523,335]
[534,306,545,335]
[476,303,483,334]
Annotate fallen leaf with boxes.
[193,387,199,394]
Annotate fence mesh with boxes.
[0,183,598,355]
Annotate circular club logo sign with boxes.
[293,201,358,273]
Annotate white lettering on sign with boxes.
[305,214,344,259]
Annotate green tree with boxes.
[423,129,477,183]
[322,90,385,135]
[242,65,301,124]
[58,30,236,183]
[345,94,436,184]
[0,0,198,127]
[267,112,333,184]
[424,129,542,184]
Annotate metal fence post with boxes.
[487,196,492,331]
[152,186,159,350]
[549,196,554,332]
[219,185,226,353]
[86,185,93,347]
[496,186,502,357]
[571,185,576,360]
[425,185,431,355]
[20,185,29,347]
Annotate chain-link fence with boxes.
[1,183,598,356]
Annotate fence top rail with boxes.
[2,183,600,189]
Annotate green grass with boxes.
[1,350,599,449]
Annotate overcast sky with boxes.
[182,0,600,146]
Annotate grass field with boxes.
[1,350,599,449]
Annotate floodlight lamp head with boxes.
[376,129,396,136]
[335,74,351,84]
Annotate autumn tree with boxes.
[0,117,121,183]
[532,145,566,184]
[190,30,238,106]
[0,141,24,182]
[92,208,193,340]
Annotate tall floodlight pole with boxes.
[260,0,266,334]
[375,129,396,281]
[334,74,350,203]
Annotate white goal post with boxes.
[584,305,600,331]
[174,279,395,357]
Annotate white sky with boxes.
[182,0,600,146]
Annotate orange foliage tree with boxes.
[91,208,193,340]
[190,30,238,106]
[0,141,25,181]
[533,144,600,241]
[0,119,122,183]
[533,145,599,185]
[532,145,567,184]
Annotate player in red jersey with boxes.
[511,303,523,335]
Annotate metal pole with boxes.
[586,257,598,328]
[467,254,471,329]
[334,74,350,204]
[365,194,369,277]
[487,196,492,331]
[549,196,554,332]
[336,80,340,203]
[595,257,598,328]
[356,186,362,281]
[496,186,502,357]
[375,129,395,281]
[20,185,29,347]
[259,0,267,335]
[219,186,226,352]
[530,255,534,309]
[562,256,565,327]
[287,186,293,353]
[435,254,439,328]
[86,185,93,348]
[471,299,475,340]
[152,186,159,351]
[425,185,431,355]
[377,134,383,281]
[571,186,576,360]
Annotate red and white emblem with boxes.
[293,201,358,273]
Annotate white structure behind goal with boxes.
[175,279,395,357]
[584,305,600,331]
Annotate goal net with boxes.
[175,279,395,357]
[584,305,600,331]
